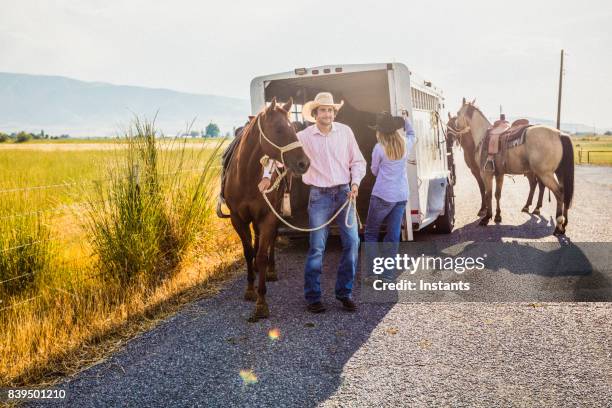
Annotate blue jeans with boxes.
[304,185,360,304]
[364,196,407,243]
[364,196,407,281]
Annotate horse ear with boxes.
[447,112,452,120]
[462,97,466,105]
[282,97,293,112]
[268,97,277,112]
[471,98,476,105]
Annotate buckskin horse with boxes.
[222,97,310,321]
[455,99,574,235]
[446,113,546,217]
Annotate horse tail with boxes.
[555,134,574,209]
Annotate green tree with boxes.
[0,132,9,143]
[16,131,32,143]
[205,122,220,138]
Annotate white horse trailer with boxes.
[250,62,455,241]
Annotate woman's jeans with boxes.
[364,195,407,281]
[304,185,360,304]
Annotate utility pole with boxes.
[556,49,564,130]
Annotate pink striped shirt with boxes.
[262,122,366,187]
[297,122,366,187]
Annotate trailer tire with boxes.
[433,183,454,234]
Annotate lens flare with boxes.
[239,369,258,385]
[268,328,281,340]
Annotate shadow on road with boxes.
[42,237,396,408]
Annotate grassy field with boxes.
[0,129,241,386]
[0,136,225,144]
[571,135,612,166]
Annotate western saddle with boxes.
[481,117,532,173]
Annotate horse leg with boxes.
[479,171,493,226]
[266,234,278,281]
[470,165,487,216]
[248,216,276,322]
[556,173,569,228]
[523,173,537,213]
[494,174,503,223]
[253,224,260,276]
[230,215,257,301]
[536,173,565,235]
[534,178,545,215]
[254,218,278,281]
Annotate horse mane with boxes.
[464,102,481,120]
[235,102,292,155]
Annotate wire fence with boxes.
[0,166,218,195]
[0,166,222,221]
[0,164,224,313]
[577,149,612,165]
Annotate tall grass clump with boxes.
[84,118,224,284]
[163,137,224,258]
[0,215,53,298]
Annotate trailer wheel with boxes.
[433,183,454,234]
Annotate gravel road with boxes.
[26,156,612,407]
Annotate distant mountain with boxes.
[1,72,608,137]
[0,72,251,137]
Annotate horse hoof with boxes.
[247,301,270,322]
[553,227,565,236]
[494,215,502,223]
[479,218,490,226]
[255,302,270,318]
[477,209,486,217]
[521,206,529,213]
[247,314,260,323]
[265,270,278,282]
[244,290,257,302]
[532,208,541,215]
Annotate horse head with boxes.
[456,97,478,130]
[259,97,310,175]
[446,112,460,146]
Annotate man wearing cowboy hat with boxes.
[259,91,366,313]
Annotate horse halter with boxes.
[256,113,303,167]
[446,121,471,144]
[451,115,471,144]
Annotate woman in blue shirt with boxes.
[365,110,415,243]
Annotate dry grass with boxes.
[1,217,241,387]
[0,125,240,388]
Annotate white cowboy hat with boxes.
[301,92,344,123]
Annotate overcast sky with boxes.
[1,0,611,127]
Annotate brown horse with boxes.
[446,114,545,216]
[223,97,310,321]
[455,99,574,235]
